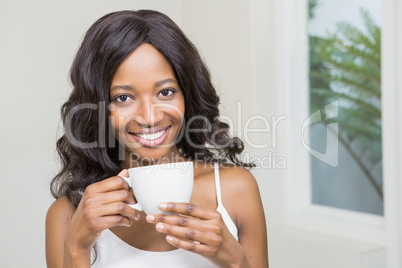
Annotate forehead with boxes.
[111,43,177,87]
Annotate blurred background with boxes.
[0,0,401,267]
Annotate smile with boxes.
[134,129,167,140]
[129,126,171,147]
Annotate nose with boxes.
[134,99,164,127]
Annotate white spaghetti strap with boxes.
[213,163,239,240]
[214,163,223,207]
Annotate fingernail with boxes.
[146,215,155,222]
[133,214,140,220]
[166,236,173,242]
[159,202,168,210]
[156,223,164,231]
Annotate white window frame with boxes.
[275,0,402,265]
[382,0,402,266]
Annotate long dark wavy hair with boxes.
[51,10,254,208]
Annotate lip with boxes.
[131,125,171,135]
[129,126,171,147]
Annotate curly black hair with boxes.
[51,10,254,208]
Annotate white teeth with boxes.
[135,129,166,141]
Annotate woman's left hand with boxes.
[145,202,250,268]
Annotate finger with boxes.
[85,175,130,194]
[96,189,136,206]
[165,235,212,256]
[100,215,133,229]
[97,202,140,220]
[155,223,219,245]
[118,169,129,177]
[146,214,208,231]
[158,202,220,220]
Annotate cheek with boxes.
[109,109,128,138]
[173,96,185,121]
[109,104,132,131]
[172,103,185,124]
[109,105,117,129]
[109,114,121,139]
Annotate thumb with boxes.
[118,169,129,178]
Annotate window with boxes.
[307,1,383,216]
[276,0,385,243]
[275,0,402,265]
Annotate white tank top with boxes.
[92,163,238,268]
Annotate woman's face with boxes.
[109,43,185,166]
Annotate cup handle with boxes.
[121,176,143,212]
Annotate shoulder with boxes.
[219,164,259,195]
[46,196,76,238]
[218,164,265,229]
[46,196,76,267]
[47,196,75,223]
[219,165,269,267]
[193,161,259,195]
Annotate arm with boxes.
[45,170,139,268]
[227,167,269,268]
[46,196,88,267]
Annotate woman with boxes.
[46,10,268,268]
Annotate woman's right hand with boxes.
[64,169,139,258]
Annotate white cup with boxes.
[122,161,194,215]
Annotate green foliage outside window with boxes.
[309,5,383,200]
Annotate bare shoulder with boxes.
[46,196,75,242]
[46,196,75,267]
[218,164,265,228]
[46,196,75,225]
[193,162,259,195]
[219,164,260,194]
[219,164,269,267]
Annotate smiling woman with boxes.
[45,9,268,268]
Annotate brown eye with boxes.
[115,95,132,103]
[159,89,175,97]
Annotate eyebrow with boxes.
[110,85,134,92]
[110,78,178,92]
[154,78,178,88]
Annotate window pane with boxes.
[308,0,383,215]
